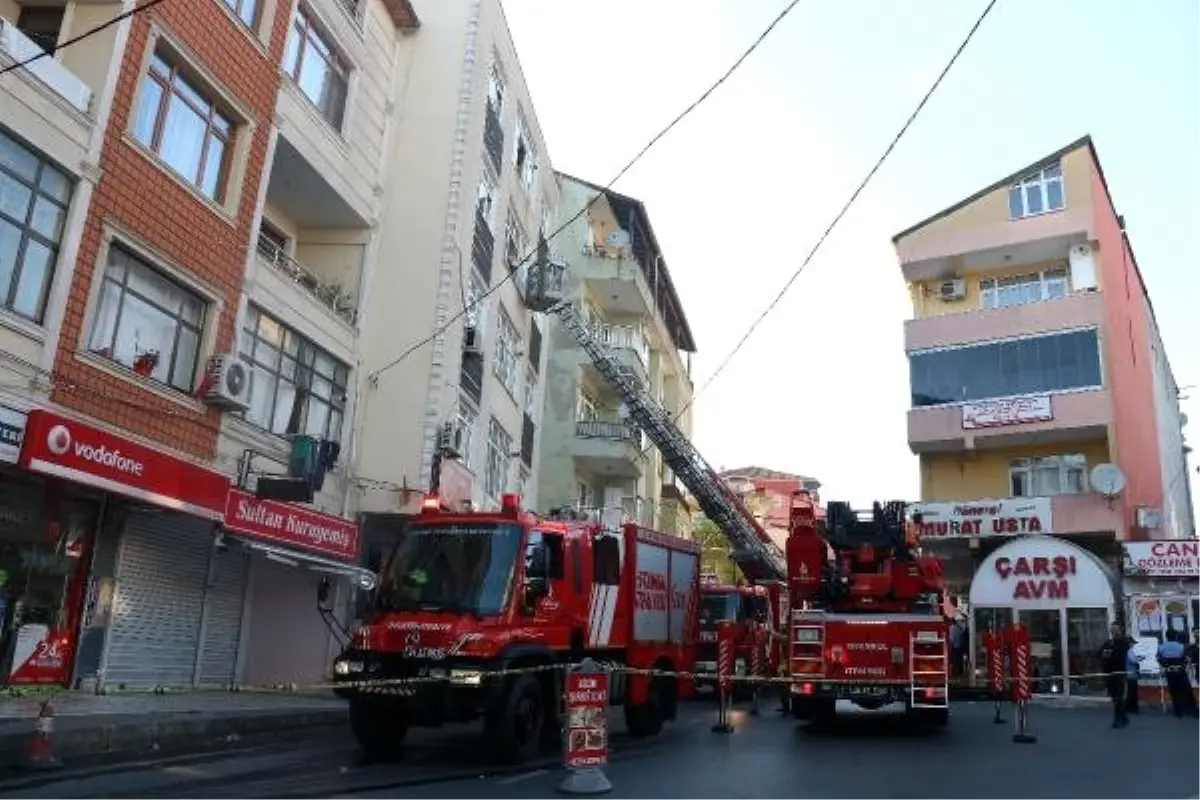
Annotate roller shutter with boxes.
[104,510,212,688]
[197,547,250,686]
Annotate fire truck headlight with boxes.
[449,669,483,686]
[795,628,821,643]
[335,660,364,676]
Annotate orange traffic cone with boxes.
[20,701,61,770]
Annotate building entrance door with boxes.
[1018,609,1064,696]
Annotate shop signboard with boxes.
[8,624,76,685]
[1122,540,1199,578]
[968,536,1113,611]
[0,405,26,464]
[224,488,360,561]
[912,497,1052,539]
[961,395,1053,430]
[18,411,229,519]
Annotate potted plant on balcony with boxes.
[132,348,160,378]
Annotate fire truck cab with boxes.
[695,576,769,699]
[331,494,700,763]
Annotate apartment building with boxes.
[534,173,697,538]
[719,466,821,550]
[895,136,1193,695]
[0,0,416,691]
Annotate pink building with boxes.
[893,137,1194,695]
[719,466,823,550]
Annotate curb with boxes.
[0,707,348,771]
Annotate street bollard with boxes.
[711,621,735,734]
[749,627,765,717]
[985,630,1005,725]
[558,658,613,795]
[1010,625,1037,745]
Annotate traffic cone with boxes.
[19,701,62,770]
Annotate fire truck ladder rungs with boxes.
[526,264,786,583]
[908,630,949,709]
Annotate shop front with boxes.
[1122,540,1198,689]
[968,535,1117,697]
[221,488,364,688]
[1,410,104,688]
[17,410,231,690]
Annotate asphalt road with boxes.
[1,699,1195,799]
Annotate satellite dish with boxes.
[1090,463,1127,498]
[802,479,822,493]
[605,228,631,249]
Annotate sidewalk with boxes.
[0,690,347,769]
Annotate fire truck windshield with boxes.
[375,522,524,616]
[700,592,741,625]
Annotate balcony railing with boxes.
[592,323,649,366]
[0,18,92,113]
[255,233,358,326]
[575,419,643,448]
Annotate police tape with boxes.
[4,661,1190,700]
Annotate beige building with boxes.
[534,173,697,537]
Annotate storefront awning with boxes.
[226,534,377,591]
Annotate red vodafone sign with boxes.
[19,410,228,519]
[224,488,359,561]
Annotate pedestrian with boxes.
[1157,631,1199,719]
[1099,622,1136,728]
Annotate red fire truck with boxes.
[786,495,950,726]
[695,577,770,700]
[331,494,701,762]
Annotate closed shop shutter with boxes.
[105,510,212,688]
[197,547,250,687]
[241,558,334,688]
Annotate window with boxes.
[283,6,349,128]
[132,51,232,200]
[1010,455,1088,497]
[1008,163,1064,219]
[523,363,538,417]
[504,210,527,270]
[486,65,505,115]
[577,482,593,509]
[493,307,520,395]
[238,305,349,440]
[87,245,207,392]
[222,0,258,27]
[513,114,537,195]
[980,267,1069,310]
[464,271,489,331]
[0,131,70,322]
[576,389,597,421]
[477,171,497,229]
[456,395,479,469]
[909,329,1102,407]
[16,5,64,53]
[516,464,530,500]
[485,417,512,500]
[540,205,554,240]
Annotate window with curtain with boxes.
[132,51,233,200]
[283,6,349,128]
[238,305,349,440]
[87,245,207,392]
[1009,454,1088,497]
[485,417,512,500]
[493,307,520,395]
[456,395,479,469]
[1007,162,1065,218]
[980,267,1069,310]
[0,130,71,322]
[222,0,258,26]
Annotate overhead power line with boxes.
[0,0,168,77]
[643,0,1001,455]
[366,0,804,383]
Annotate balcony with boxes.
[905,291,1105,352]
[1050,493,1125,537]
[254,233,359,328]
[573,419,644,479]
[576,243,656,318]
[897,204,1094,283]
[579,322,648,386]
[0,16,92,113]
[269,120,371,232]
[908,389,1112,454]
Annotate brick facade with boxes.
[50,0,292,459]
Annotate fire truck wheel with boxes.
[485,673,545,763]
[348,699,407,762]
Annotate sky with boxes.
[503,0,1200,518]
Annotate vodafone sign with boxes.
[19,411,229,519]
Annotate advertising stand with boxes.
[560,658,612,795]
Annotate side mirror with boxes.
[317,575,333,610]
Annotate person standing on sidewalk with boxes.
[1158,631,1199,718]
[1099,622,1136,728]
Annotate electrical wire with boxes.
[639,0,1000,460]
[365,0,804,383]
[0,0,168,77]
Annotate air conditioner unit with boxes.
[462,325,483,355]
[938,279,966,301]
[203,353,250,411]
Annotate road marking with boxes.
[496,768,548,785]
